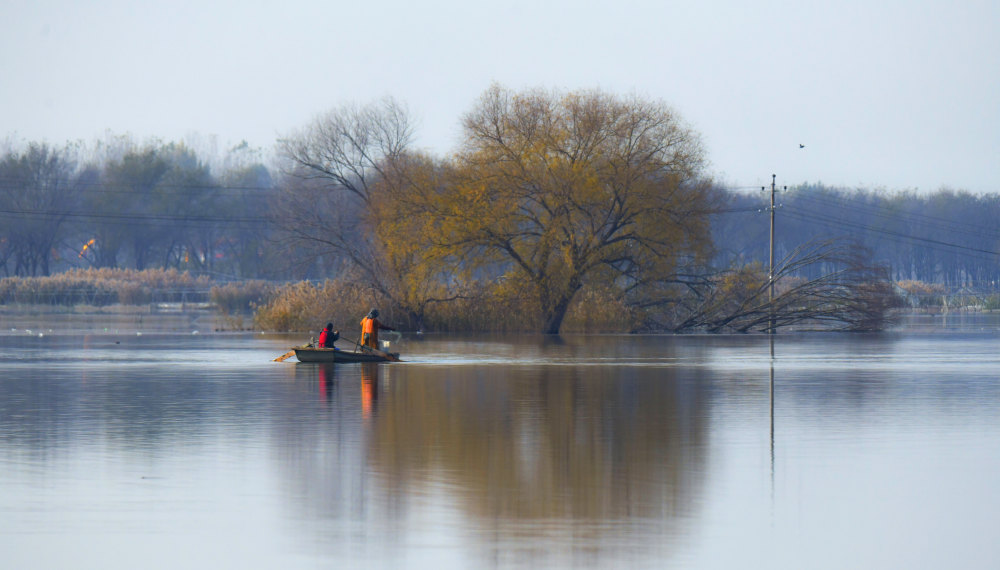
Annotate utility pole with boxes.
[764,174,784,334]
[769,174,776,333]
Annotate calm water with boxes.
[1,315,999,569]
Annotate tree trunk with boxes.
[540,291,576,335]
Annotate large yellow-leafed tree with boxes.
[418,84,715,334]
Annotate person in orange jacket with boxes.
[360,309,395,351]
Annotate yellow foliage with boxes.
[896,280,946,295]
[561,286,639,333]
[384,84,711,333]
[717,263,768,298]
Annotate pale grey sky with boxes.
[3,0,998,192]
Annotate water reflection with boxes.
[361,363,379,420]
[278,359,710,565]
[770,335,776,498]
[3,328,1000,569]
[313,362,334,404]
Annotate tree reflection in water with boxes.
[285,358,709,563]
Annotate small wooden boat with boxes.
[293,346,400,363]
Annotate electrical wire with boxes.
[0,207,269,226]
[779,207,1000,257]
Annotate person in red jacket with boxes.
[318,323,339,348]
[360,309,394,351]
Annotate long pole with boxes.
[768,174,776,334]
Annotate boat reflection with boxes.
[318,363,335,403]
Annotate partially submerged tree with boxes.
[663,239,903,332]
[412,84,714,333]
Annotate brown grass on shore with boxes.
[0,268,214,306]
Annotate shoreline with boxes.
[0,305,996,337]
[0,304,234,335]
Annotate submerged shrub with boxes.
[211,281,277,315]
[896,280,946,308]
[984,295,1000,311]
[253,279,384,333]
[561,287,637,333]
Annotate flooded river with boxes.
[1,314,998,568]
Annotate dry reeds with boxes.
[252,279,386,333]
[210,280,277,315]
[0,268,213,307]
[255,278,627,333]
[1,269,653,333]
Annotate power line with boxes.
[780,207,1000,258]
[0,208,270,226]
[0,177,278,196]
[713,187,1000,249]
[786,190,1000,242]
[710,183,1000,288]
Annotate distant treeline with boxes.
[0,137,285,280]
[1,138,995,289]
[710,185,1000,289]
